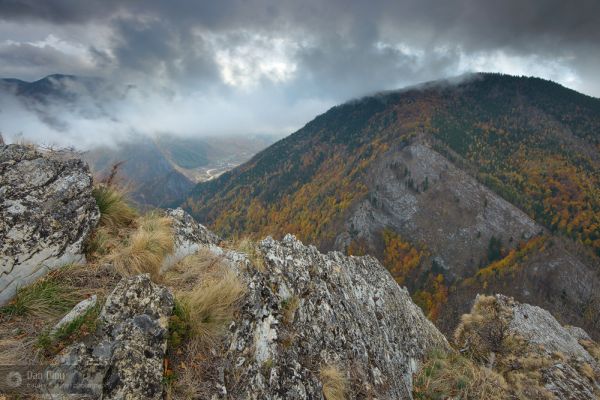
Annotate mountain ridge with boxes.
[184,72,600,338]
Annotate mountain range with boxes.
[183,73,600,338]
[0,74,278,207]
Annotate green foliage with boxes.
[168,299,191,349]
[37,301,101,356]
[92,184,138,229]
[487,236,503,263]
[0,268,80,319]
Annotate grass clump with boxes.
[320,364,348,400]
[92,184,138,230]
[0,268,80,319]
[108,212,174,282]
[178,268,246,343]
[454,295,517,364]
[413,349,508,400]
[164,253,247,400]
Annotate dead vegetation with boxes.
[163,252,247,399]
[415,294,600,399]
[107,212,174,282]
[320,364,348,400]
[413,349,508,400]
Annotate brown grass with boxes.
[229,237,265,272]
[163,250,224,290]
[178,268,246,344]
[282,295,300,325]
[107,213,174,282]
[454,295,516,363]
[320,364,348,400]
[164,252,247,399]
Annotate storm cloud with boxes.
[0,0,598,147]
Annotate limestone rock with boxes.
[495,295,600,399]
[0,144,99,305]
[51,295,97,334]
[210,234,448,399]
[161,207,221,271]
[47,274,174,399]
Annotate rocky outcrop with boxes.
[206,233,449,399]
[47,274,174,399]
[160,207,221,271]
[0,144,99,305]
[496,295,600,399]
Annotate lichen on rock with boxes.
[0,144,99,305]
[203,232,449,399]
[46,274,174,399]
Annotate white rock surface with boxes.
[51,295,98,334]
[0,145,99,305]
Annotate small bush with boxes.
[454,295,515,363]
[108,213,174,282]
[92,184,138,229]
[320,364,348,400]
[413,349,508,400]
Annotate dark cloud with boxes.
[0,0,598,147]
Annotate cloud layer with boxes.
[0,0,598,147]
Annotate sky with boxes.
[0,0,599,148]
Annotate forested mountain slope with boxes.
[184,73,600,337]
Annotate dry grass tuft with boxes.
[454,295,516,363]
[229,237,265,272]
[580,339,600,362]
[107,212,174,282]
[413,349,508,400]
[163,249,224,290]
[178,268,246,344]
[281,295,300,325]
[320,364,348,400]
[164,252,247,399]
[92,184,138,230]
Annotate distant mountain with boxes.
[0,74,278,207]
[184,73,600,338]
[84,134,278,208]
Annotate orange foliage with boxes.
[381,229,424,285]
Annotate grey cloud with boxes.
[0,0,598,148]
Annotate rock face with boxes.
[496,295,600,399]
[160,207,221,271]
[0,144,99,305]
[47,274,174,399]
[209,233,449,399]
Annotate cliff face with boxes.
[213,233,449,398]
